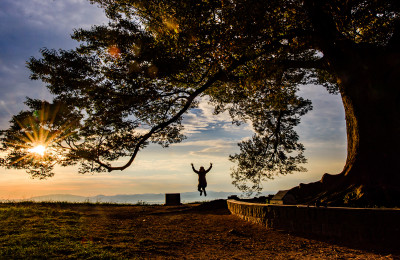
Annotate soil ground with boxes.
[73,201,398,259]
[1,201,398,259]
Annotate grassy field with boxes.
[0,201,396,259]
[0,202,127,258]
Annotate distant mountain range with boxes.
[1,191,276,204]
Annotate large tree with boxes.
[1,0,399,206]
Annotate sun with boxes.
[28,145,47,156]
[3,102,78,168]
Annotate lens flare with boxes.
[108,45,121,58]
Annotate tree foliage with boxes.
[1,0,399,193]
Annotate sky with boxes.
[0,0,347,200]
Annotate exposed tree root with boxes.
[289,172,400,208]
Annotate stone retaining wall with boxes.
[227,199,400,247]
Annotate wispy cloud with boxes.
[183,97,252,135]
[1,0,107,32]
[0,0,108,129]
[296,84,346,145]
[173,139,235,147]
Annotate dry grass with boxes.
[0,201,397,259]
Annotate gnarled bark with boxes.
[291,47,400,207]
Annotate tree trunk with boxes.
[291,47,400,207]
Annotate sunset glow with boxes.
[28,145,46,156]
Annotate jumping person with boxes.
[191,163,212,196]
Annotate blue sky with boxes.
[0,0,347,199]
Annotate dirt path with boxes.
[72,201,398,259]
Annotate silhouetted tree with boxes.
[1,0,399,206]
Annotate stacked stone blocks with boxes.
[227,199,400,247]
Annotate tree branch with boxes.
[275,58,327,70]
[303,0,354,57]
[92,53,266,172]
[388,20,400,49]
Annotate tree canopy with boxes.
[1,0,399,197]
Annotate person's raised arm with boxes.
[191,163,199,174]
[205,163,213,173]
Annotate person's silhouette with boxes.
[191,163,212,196]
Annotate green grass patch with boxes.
[0,203,133,259]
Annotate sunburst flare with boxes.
[1,101,78,169]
